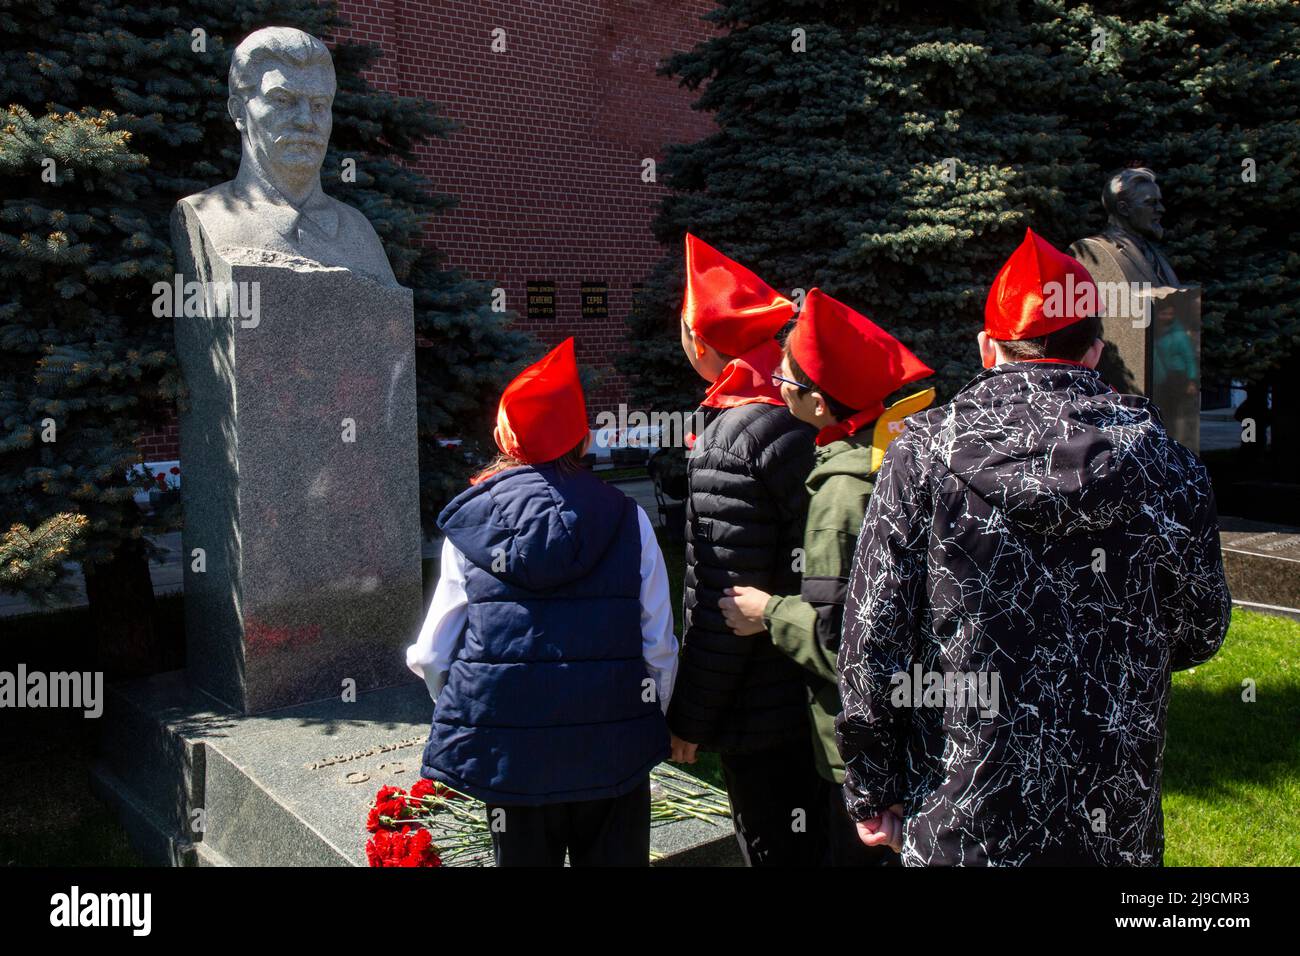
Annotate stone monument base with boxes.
[1219,517,1300,622]
[92,673,740,867]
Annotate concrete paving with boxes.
[610,477,663,524]
[1200,415,1246,452]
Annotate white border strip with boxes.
[1232,598,1300,616]
[1222,546,1300,565]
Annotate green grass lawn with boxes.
[1163,608,1300,865]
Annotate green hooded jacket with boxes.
[763,433,874,783]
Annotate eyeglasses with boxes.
[770,373,810,392]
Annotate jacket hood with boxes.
[437,464,627,590]
[807,434,874,495]
[936,362,1181,537]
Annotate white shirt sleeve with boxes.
[636,505,679,714]
[406,514,677,712]
[406,536,469,702]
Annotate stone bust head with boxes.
[227,27,335,206]
[172,26,396,285]
[1102,167,1166,242]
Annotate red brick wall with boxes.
[137,0,716,461]
[135,419,180,462]
[336,0,718,414]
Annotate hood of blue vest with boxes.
[437,464,631,591]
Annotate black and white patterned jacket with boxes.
[836,361,1231,866]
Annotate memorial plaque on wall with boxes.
[581,280,609,319]
[527,280,555,320]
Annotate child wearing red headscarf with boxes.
[836,230,1228,865]
[716,288,933,866]
[406,338,679,866]
[666,234,824,866]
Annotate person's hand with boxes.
[720,586,770,636]
[855,803,905,853]
[670,734,699,764]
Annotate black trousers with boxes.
[486,777,651,867]
[719,735,828,866]
[823,777,900,867]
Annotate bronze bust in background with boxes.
[1069,168,1201,451]
[1070,167,1179,289]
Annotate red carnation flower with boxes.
[365,828,391,866]
[374,784,408,816]
[411,778,465,801]
[397,828,442,867]
[365,825,443,867]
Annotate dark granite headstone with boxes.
[1219,520,1300,617]
[1148,287,1202,453]
[581,280,609,318]
[526,279,556,319]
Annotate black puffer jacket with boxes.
[837,362,1231,866]
[667,401,816,754]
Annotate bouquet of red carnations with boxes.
[364,779,486,867]
[364,765,731,867]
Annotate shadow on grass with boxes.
[1164,679,1300,801]
[0,801,139,867]
[0,599,188,866]
[0,702,142,867]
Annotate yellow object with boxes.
[870,388,936,474]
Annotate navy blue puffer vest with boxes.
[420,463,670,805]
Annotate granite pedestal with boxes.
[1219,518,1300,620]
[171,250,423,714]
[91,673,740,866]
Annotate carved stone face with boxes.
[231,59,334,183]
[1118,180,1165,242]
